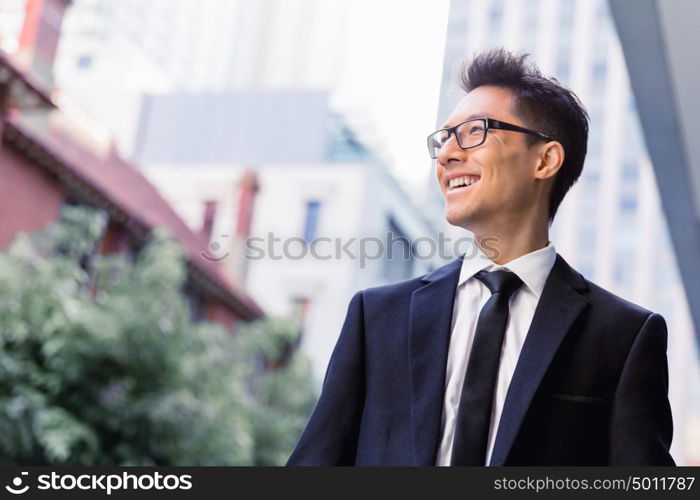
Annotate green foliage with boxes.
[234,319,317,465]
[0,206,315,465]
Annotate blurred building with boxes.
[132,90,441,378]
[50,0,448,202]
[0,0,263,331]
[433,0,699,464]
[610,0,700,465]
[40,0,444,378]
[46,0,350,159]
[55,0,347,91]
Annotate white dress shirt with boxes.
[435,241,557,466]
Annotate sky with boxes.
[331,0,451,197]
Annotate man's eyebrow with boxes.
[441,113,486,129]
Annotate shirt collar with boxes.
[458,241,557,298]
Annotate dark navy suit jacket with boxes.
[287,254,675,465]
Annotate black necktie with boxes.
[450,269,523,466]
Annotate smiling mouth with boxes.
[447,175,481,191]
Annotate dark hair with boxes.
[459,48,589,221]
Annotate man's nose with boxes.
[436,132,466,165]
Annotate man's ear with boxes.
[534,141,565,180]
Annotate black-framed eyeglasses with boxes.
[426,117,556,159]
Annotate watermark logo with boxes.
[2,471,193,496]
[5,472,29,495]
[229,232,500,268]
[200,234,230,262]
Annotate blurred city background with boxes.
[0,0,698,465]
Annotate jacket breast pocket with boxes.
[551,393,606,404]
[543,394,610,464]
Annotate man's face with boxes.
[435,85,545,233]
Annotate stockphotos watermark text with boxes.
[201,232,500,267]
[4,470,192,496]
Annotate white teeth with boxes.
[448,176,480,189]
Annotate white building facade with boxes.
[134,91,441,379]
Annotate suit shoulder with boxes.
[583,277,657,320]
[361,274,426,300]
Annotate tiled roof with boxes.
[3,109,263,321]
[0,51,54,109]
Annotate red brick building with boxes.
[0,0,263,330]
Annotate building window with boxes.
[556,59,571,82]
[579,223,597,254]
[614,254,634,287]
[488,0,504,39]
[522,0,540,54]
[620,194,637,213]
[77,55,93,68]
[555,0,575,83]
[592,61,607,84]
[303,200,321,242]
[588,113,604,158]
[622,162,639,182]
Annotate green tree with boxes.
[235,318,317,465]
[0,206,315,465]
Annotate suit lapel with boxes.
[488,254,589,466]
[409,257,463,465]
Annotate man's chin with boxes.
[445,207,474,228]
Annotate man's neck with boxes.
[471,221,550,265]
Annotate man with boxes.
[287,49,674,466]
